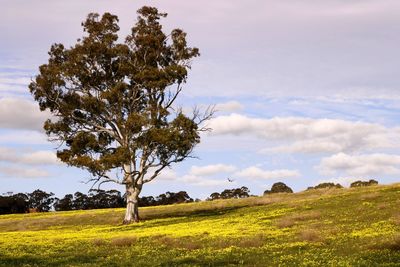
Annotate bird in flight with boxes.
[227,178,234,182]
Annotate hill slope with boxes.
[0,184,399,266]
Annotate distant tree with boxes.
[139,191,193,206]
[0,194,29,214]
[208,192,221,201]
[207,187,250,200]
[139,196,156,207]
[88,189,124,209]
[307,183,343,190]
[54,194,74,211]
[29,6,210,223]
[350,179,378,188]
[28,190,55,212]
[264,182,293,195]
[165,191,193,204]
[73,192,91,210]
[13,193,29,202]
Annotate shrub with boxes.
[264,182,293,195]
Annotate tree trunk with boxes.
[123,185,141,224]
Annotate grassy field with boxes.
[0,184,399,266]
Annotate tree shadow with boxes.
[111,206,248,232]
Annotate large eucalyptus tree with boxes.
[29,6,209,223]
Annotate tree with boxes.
[307,182,343,190]
[263,182,293,195]
[28,189,55,212]
[350,179,378,188]
[0,194,29,215]
[54,194,74,211]
[207,187,250,201]
[29,6,210,223]
[73,192,91,210]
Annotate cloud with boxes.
[181,175,233,187]
[0,147,59,165]
[19,151,59,165]
[235,166,300,180]
[0,130,49,145]
[208,114,398,154]
[215,101,244,113]
[0,97,51,131]
[317,152,400,177]
[154,168,177,181]
[0,166,49,178]
[2,1,400,100]
[0,71,32,96]
[150,164,236,187]
[189,164,237,176]
[152,165,235,187]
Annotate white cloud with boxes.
[0,130,49,145]
[189,163,237,176]
[264,140,344,154]
[0,97,51,131]
[0,166,49,178]
[215,101,244,113]
[208,114,398,154]
[317,152,400,177]
[150,166,235,187]
[155,168,177,181]
[0,77,31,87]
[0,147,59,165]
[235,166,300,180]
[19,151,59,165]
[181,175,233,187]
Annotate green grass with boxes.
[1,184,400,266]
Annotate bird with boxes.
[227,178,234,182]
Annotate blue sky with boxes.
[1,0,400,199]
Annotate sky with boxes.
[1,0,400,199]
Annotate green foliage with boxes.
[207,186,250,200]
[27,190,55,212]
[264,182,293,195]
[29,6,202,182]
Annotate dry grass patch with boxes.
[393,214,400,226]
[153,235,202,250]
[360,192,381,201]
[276,211,321,228]
[212,236,266,249]
[373,235,400,251]
[236,234,266,248]
[111,236,137,247]
[93,238,107,246]
[298,229,323,242]
[276,217,296,228]
[377,203,389,210]
[386,235,400,251]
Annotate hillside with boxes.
[0,184,399,266]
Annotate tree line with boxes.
[0,189,196,215]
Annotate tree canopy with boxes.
[29,6,209,223]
